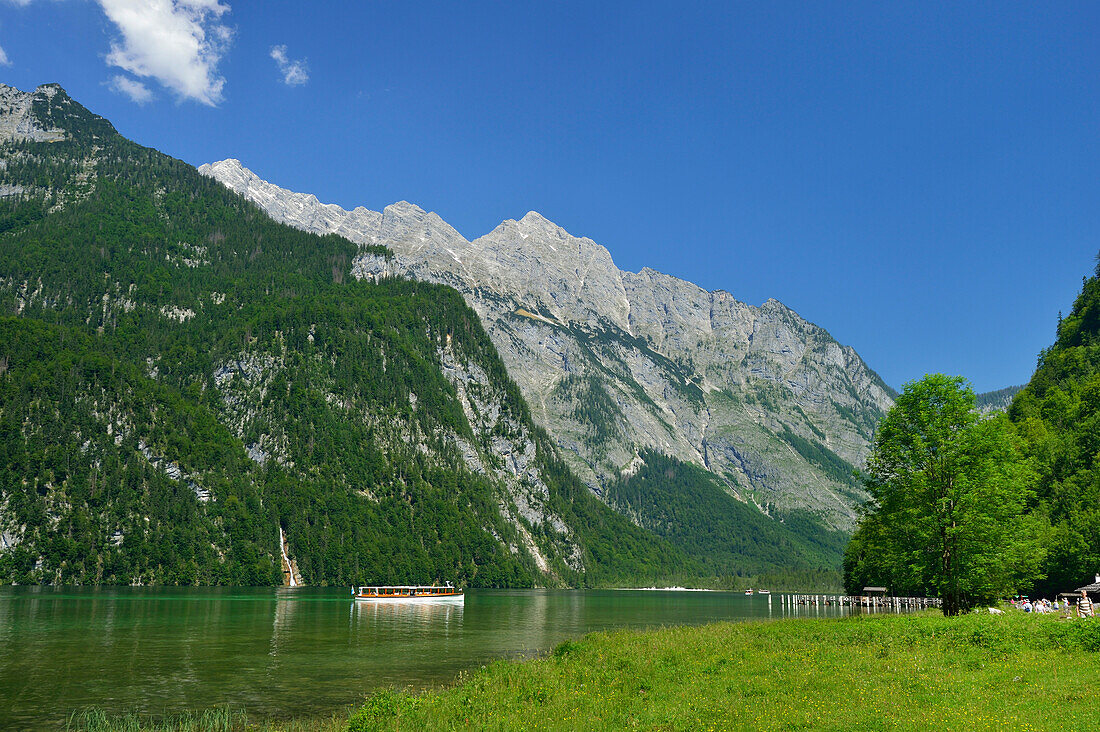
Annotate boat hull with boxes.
[354,593,464,604]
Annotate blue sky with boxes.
[2,1,1097,392]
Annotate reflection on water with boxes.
[351,598,464,629]
[0,588,851,728]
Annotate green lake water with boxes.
[0,587,851,728]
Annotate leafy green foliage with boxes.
[1008,253,1100,596]
[844,375,1042,614]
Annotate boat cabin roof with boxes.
[357,585,456,590]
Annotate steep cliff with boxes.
[0,83,682,586]
[203,159,894,530]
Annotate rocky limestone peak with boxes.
[0,82,67,143]
[361,201,470,278]
[202,157,897,529]
[379,201,465,246]
[199,158,385,244]
[384,200,424,216]
[482,210,602,258]
[35,83,64,98]
[473,211,632,328]
[760,297,794,314]
[200,160,475,262]
[624,265,720,301]
[199,158,255,187]
[623,267,727,344]
[0,82,116,144]
[515,210,566,238]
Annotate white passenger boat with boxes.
[353,584,464,604]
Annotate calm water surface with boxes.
[0,587,851,727]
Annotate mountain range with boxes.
[0,82,878,586]
[201,159,896,531]
[0,80,1079,596]
[0,82,681,586]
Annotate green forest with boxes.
[0,86,698,587]
[22,84,1075,595]
[844,254,1100,606]
[1008,256,1100,596]
[605,451,848,588]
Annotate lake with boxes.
[0,587,852,727]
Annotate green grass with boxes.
[65,706,348,732]
[347,612,1100,731]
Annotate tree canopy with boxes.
[844,374,1042,615]
[1008,252,1100,596]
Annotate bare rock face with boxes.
[0,84,67,143]
[201,159,895,529]
[199,159,382,240]
[437,337,584,575]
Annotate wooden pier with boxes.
[772,593,941,611]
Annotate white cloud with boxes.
[270,44,308,86]
[108,75,153,104]
[98,0,233,106]
[0,44,9,66]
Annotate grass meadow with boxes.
[68,611,1100,731]
[346,611,1100,731]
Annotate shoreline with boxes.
[614,585,715,591]
[343,611,1100,731]
[62,610,1100,731]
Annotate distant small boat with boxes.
[745,589,754,595]
[353,584,464,603]
[758,589,770,595]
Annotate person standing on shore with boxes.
[1078,590,1094,618]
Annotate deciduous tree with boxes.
[844,374,1043,615]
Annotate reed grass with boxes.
[65,706,348,732]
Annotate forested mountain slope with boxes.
[0,82,689,586]
[976,385,1024,413]
[1009,256,1100,595]
[203,160,895,532]
[605,451,848,587]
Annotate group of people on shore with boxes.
[1008,590,1094,618]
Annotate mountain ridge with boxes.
[201,158,894,530]
[0,82,698,587]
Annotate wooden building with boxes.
[1073,573,1100,598]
